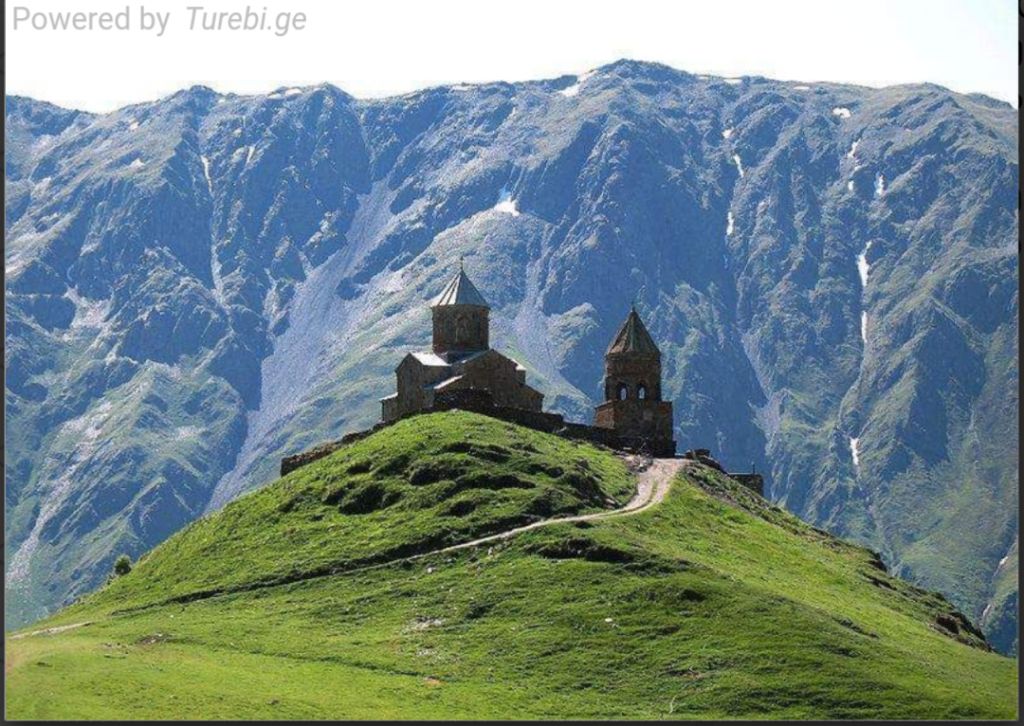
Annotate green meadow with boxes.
[6,412,1017,720]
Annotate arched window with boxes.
[637,383,647,400]
[617,383,629,400]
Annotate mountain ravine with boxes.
[4,61,1018,653]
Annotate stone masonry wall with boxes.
[282,390,748,492]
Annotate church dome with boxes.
[606,307,660,356]
[432,268,489,308]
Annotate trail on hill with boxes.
[429,456,686,557]
[9,622,93,640]
[81,457,688,620]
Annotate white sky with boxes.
[6,0,1018,113]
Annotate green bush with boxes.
[112,555,132,577]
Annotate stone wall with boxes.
[433,389,563,431]
[284,395,758,499]
[681,448,764,495]
[284,388,676,476]
[280,424,390,476]
[729,473,765,496]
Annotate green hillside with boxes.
[6,412,1017,720]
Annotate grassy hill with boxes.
[5,412,1017,720]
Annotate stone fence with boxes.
[433,389,675,456]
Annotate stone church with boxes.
[380,265,674,456]
[593,306,674,450]
[380,266,543,422]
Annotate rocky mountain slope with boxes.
[6,413,1016,720]
[4,61,1018,652]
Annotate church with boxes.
[380,266,544,423]
[380,265,675,456]
[593,305,675,447]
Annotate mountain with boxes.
[4,61,1018,654]
[5,413,1016,720]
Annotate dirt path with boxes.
[9,621,92,640]
[427,456,687,557]
[102,456,689,616]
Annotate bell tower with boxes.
[594,306,675,456]
[431,262,490,360]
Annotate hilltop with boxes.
[6,413,1016,720]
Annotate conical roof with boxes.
[432,268,489,308]
[607,307,660,356]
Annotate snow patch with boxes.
[832,107,852,119]
[722,128,733,140]
[210,246,227,307]
[857,241,872,287]
[874,173,886,198]
[246,145,256,165]
[494,188,520,216]
[726,211,734,236]
[267,88,302,100]
[174,425,201,440]
[794,85,811,91]
[861,312,869,343]
[724,77,743,85]
[847,180,855,193]
[998,555,1009,567]
[558,70,595,98]
[201,155,213,195]
[128,119,139,131]
[129,157,145,170]
[850,437,861,469]
[847,140,859,159]
[732,153,745,178]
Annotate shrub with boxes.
[113,554,132,577]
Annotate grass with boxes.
[6,412,1017,720]
[74,411,634,612]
